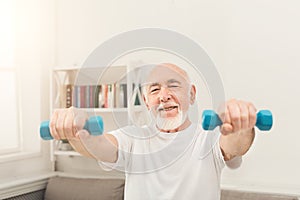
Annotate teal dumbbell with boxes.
[202,110,273,131]
[40,116,104,140]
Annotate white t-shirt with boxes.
[99,124,235,200]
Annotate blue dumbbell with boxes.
[202,110,273,131]
[40,116,104,140]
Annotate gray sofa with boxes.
[44,177,124,200]
[42,176,299,200]
[221,190,299,200]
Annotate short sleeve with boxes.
[225,156,242,169]
[214,131,243,169]
[213,134,226,170]
[213,133,243,170]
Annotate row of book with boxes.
[63,84,129,108]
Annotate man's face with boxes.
[143,65,195,131]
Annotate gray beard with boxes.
[151,108,187,131]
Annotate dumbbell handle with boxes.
[202,110,273,131]
[40,116,104,140]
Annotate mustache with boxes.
[156,103,179,111]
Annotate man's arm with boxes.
[220,128,255,161]
[49,107,118,163]
[74,132,119,163]
[218,99,256,161]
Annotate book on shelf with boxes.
[116,84,127,108]
[99,83,127,108]
[66,84,73,108]
[72,85,100,108]
[114,83,127,108]
[65,84,128,109]
[100,84,108,108]
[121,84,127,108]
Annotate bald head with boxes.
[144,63,191,86]
[141,63,195,104]
[155,63,191,83]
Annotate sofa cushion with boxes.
[221,189,299,200]
[44,177,125,200]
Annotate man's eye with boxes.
[150,88,159,93]
[169,85,179,88]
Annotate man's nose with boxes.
[159,87,171,102]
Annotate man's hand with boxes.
[218,99,257,161]
[49,107,118,162]
[49,107,94,157]
[50,106,89,140]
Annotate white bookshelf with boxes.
[49,65,145,159]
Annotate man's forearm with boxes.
[220,128,255,161]
[70,132,119,163]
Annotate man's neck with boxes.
[158,119,192,133]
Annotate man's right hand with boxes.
[49,106,88,140]
[49,107,118,162]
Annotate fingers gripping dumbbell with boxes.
[40,116,104,140]
[202,110,273,131]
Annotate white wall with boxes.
[55,0,300,191]
[0,0,55,182]
[219,1,300,190]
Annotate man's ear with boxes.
[190,85,196,105]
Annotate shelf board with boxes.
[54,150,81,156]
[83,106,144,113]
[84,108,128,113]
